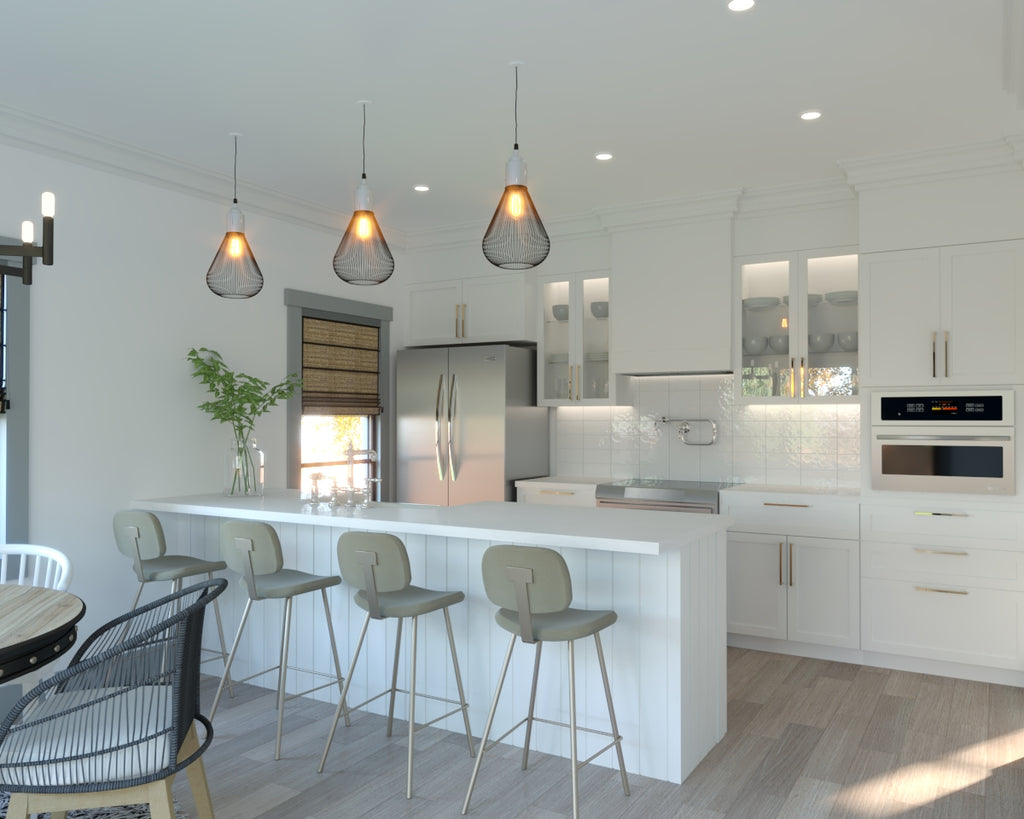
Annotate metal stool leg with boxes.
[595,631,630,796]
[521,641,543,770]
[406,615,419,799]
[320,588,350,727]
[209,571,234,700]
[386,617,404,737]
[568,639,580,819]
[461,633,517,815]
[443,606,475,757]
[211,597,254,719]
[319,611,371,773]
[275,597,294,760]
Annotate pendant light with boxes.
[333,102,394,285]
[482,63,550,270]
[206,133,263,299]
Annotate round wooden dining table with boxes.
[0,584,85,683]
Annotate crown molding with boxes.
[737,177,856,216]
[595,189,741,231]
[839,136,1024,191]
[0,103,361,238]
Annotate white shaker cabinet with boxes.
[722,489,860,650]
[860,240,1024,386]
[406,273,534,346]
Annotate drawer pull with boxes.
[763,502,810,508]
[913,548,969,557]
[789,541,794,586]
[915,586,968,595]
[913,511,969,517]
[539,490,575,496]
[778,542,783,586]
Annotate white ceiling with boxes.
[2,0,1022,238]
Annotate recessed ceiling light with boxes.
[800,110,822,121]
[595,152,613,161]
[728,0,755,11]
[414,185,430,192]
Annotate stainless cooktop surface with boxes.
[595,478,737,504]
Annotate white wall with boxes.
[0,142,411,635]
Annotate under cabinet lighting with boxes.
[800,110,822,121]
[728,0,755,11]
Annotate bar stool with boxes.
[462,544,630,818]
[112,510,232,689]
[318,531,474,799]
[210,520,348,760]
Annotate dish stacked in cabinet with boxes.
[860,503,1024,671]
[721,490,860,650]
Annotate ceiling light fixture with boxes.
[333,101,395,286]
[727,0,755,11]
[206,134,263,299]
[595,152,613,161]
[482,63,550,270]
[414,185,430,192]
[0,192,55,285]
[800,110,822,121]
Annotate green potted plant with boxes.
[187,347,302,495]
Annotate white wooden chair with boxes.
[0,544,72,591]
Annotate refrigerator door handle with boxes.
[434,374,447,481]
[448,373,459,481]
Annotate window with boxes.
[285,290,393,501]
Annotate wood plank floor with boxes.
[172,648,1024,818]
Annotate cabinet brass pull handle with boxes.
[539,490,575,496]
[799,356,806,399]
[576,365,581,401]
[462,303,467,338]
[568,364,573,402]
[944,330,949,378]
[455,304,461,337]
[763,502,810,508]
[778,542,783,586]
[913,547,969,557]
[931,331,937,378]
[913,511,969,517]
[789,541,793,586]
[915,586,968,595]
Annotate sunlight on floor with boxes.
[832,728,1024,814]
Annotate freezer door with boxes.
[396,347,450,505]
[448,345,509,505]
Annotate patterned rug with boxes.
[0,791,190,818]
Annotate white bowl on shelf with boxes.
[807,333,835,353]
[742,336,769,355]
[768,334,790,354]
[552,304,569,321]
[590,300,609,318]
[837,331,858,351]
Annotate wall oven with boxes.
[870,390,1015,495]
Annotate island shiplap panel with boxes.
[148,509,726,784]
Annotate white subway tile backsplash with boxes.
[552,374,861,490]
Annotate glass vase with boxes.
[226,436,264,496]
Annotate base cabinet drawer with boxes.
[862,541,1024,591]
[862,577,1024,670]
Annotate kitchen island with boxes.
[133,491,728,784]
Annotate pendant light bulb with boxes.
[482,65,550,270]
[207,134,264,299]
[334,103,395,286]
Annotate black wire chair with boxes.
[0,578,226,819]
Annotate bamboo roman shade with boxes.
[301,317,381,415]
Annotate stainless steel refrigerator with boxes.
[396,345,549,505]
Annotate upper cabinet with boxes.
[736,250,859,401]
[406,273,535,346]
[537,273,610,406]
[860,240,1024,386]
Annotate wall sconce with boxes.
[0,192,55,285]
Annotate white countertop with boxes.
[134,490,729,555]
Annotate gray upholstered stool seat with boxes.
[319,531,474,799]
[112,510,232,692]
[211,520,347,761]
[462,544,629,819]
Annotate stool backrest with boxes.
[113,511,167,581]
[337,533,411,619]
[220,522,284,598]
[482,545,573,615]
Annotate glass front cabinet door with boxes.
[737,251,859,401]
[538,273,610,406]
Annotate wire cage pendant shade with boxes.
[334,104,395,285]
[207,135,263,298]
[482,65,550,270]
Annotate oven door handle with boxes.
[875,433,1012,442]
